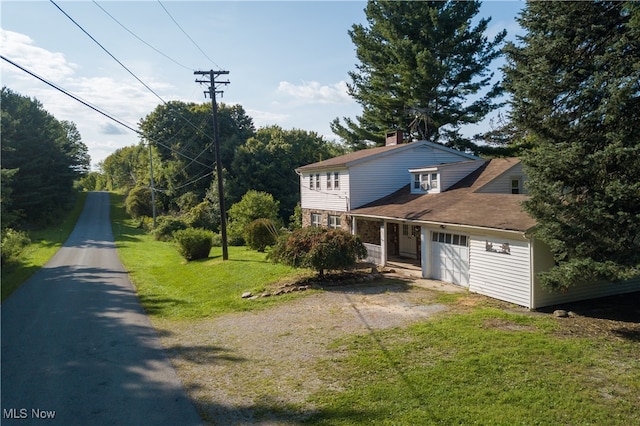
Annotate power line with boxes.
[157,0,221,70]
[50,0,215,147]
[1,54,140,135]
[1,55,211,169]
[50,0,167,106]
[91,0,195,72]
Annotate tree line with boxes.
[1,88,90,227]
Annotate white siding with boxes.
[300,169,350,211]
[477,162,528,194]
[469,234,531,307]
[350,145,470,208]
[530,238,640,308]
[363,243,382,265]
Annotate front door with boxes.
[387,223,399,256]
[414,226,421,261]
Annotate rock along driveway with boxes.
[1,192,201,426]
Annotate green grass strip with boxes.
[1,192,88,301]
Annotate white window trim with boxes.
[411,170,440,194]
[311,213,322,227]
[328,214,341,229]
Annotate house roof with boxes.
[351,158,536,232]
[296,140,479,172]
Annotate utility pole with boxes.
[148,141,157,227]
[195,69,230,260]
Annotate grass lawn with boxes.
[305,307,640,425]
[1,192,87,301]
[110,194,315,319]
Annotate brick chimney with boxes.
[385,130,403,146]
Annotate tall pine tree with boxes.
[503,1,640,290]
[332,0,506,150]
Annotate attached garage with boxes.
[430,231,469,286]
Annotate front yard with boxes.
[111,195,640,425]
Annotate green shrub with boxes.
[227,190,281,245]
[211,232,222,247]
[269,227,367,277]
[125,185,154,219]
[173,228,213,261]
[1,228,31,265]
[244,218,278,252]
[186,201,217,230]
[151,216,188,241]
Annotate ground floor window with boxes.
[311,213,322,227]
[328,215,341,229]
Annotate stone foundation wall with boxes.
[356,219,381,245]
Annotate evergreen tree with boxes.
[503,1,640,290]
[1,87,90,226]
[332,0,506,150]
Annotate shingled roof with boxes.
[351,158,536,232]
[296,140,478,172]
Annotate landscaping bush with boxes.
[151,216,188,241]
[244,218,278,252]
[125,185,155,219]
[211,232,222,247]
[173,228,213,261]
[185,201,217,230]
[227,190,281,245]
[269,227,367,277]
[1,228,31,265]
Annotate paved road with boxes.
[1,192,201,425]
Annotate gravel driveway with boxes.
[152,278,462,425]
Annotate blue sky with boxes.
[1,1,524,168]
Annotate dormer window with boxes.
[430,172,438,190]
[412,171,440,193]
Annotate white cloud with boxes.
[246,109,290,128]
[1,29,175,166]
[1,29,77,81]
[277,80,352,104]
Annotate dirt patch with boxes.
[153,280,447,425]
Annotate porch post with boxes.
[421,226,428,278]
[380,221,386,266]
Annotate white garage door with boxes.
[431,232,469,286]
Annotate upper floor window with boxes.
[309,174,314,190]
[326,172,332,189]
[511,177,521,194]
[315,174,320,190]
[333,172,340,189]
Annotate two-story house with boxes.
[297,133,639,309]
